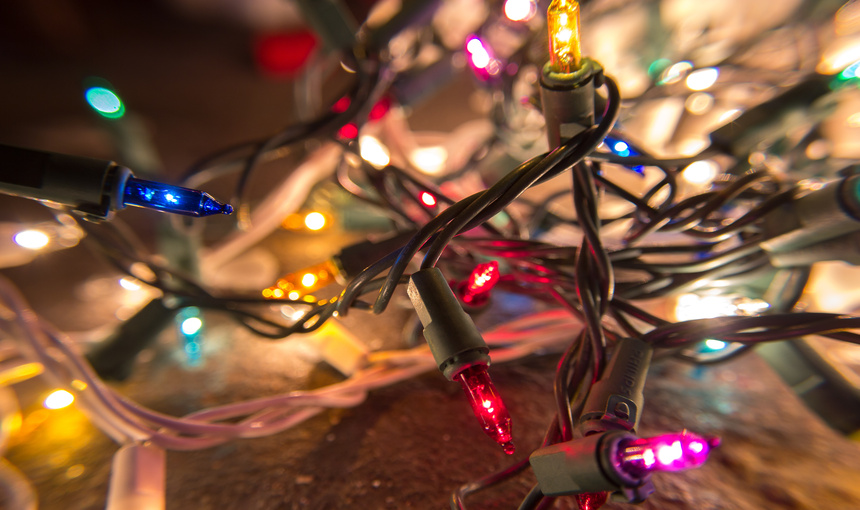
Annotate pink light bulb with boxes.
[618,431,719,478]
[454,364,515,454]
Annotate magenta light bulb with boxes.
[617,430,719,478]
[454,364,515,454]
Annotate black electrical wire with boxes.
[419,76,622,272]
[365,154,546,314]
[517,484,544,510]
[614,237,763,274]
[231,50,381,217]
[625,169,774,242]
[588,147,721,168]
[449,458,531,510]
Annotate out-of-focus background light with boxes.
[359,135,391,168]
[43,390,74,410]
[682,160,719,186]
[466,36,492,69]
[13,229,50,250]
[304,212,326,231]
[659,61,693,85]
[504,0,536,22]
[84,86,125,119]
[674,294,738,322]
[118,277,142,291]
[180,316,203,336]
[410,146,448,174]
[613,140,631,157]
[301,273,317,288]
[420,191,437,207]
[685,67,719,91]
[704,339,729,351]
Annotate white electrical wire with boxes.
[0,355,38,510]
[200,142,344,274]
[0,459,36,510]
[0,274,580,452]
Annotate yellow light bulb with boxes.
[301,273,317,288]
[263,260,339,299]
[304,212,326,231]
[44,389,74,410]
[547,0,582,74]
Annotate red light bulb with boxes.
[368,96,392,121]
[331,96,351,113]
[419,191,437,207]
[454,364,514,454]
[338,123,358,140]
[254,30,317,76]
[617,431,719,478]
[575,492,609,510]
[459,261,500,305]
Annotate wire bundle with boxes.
[4,1,860,509]
[0,275,582,449]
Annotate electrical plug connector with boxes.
[106,443,166,510]
[407,267,514,454]
[0,144,232,219]
[308,321,369,377]
[540,0,603,148]
[530,429,717,503]
[263,231,416,299]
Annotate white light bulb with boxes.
[359,136,391,169]
[685,68,719,91]
[410,146,448,174]
[44,389,74,410]
[682,160,719,186]
[304,212,326,231]
[504,0,535,22]
[14,229,50,250]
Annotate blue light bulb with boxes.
[122,178,233,217]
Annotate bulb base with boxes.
[540,58,603,148]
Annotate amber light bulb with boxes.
[547,0,583,74]
[454,364,515,454]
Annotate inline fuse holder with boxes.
[0,143,232,220]
[762,175,860,267]
[708,73,834,158]
[579,337,653,436]
[407,267,490,379]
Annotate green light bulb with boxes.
[85,86,125,119]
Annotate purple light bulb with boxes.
[617,430,719,478]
